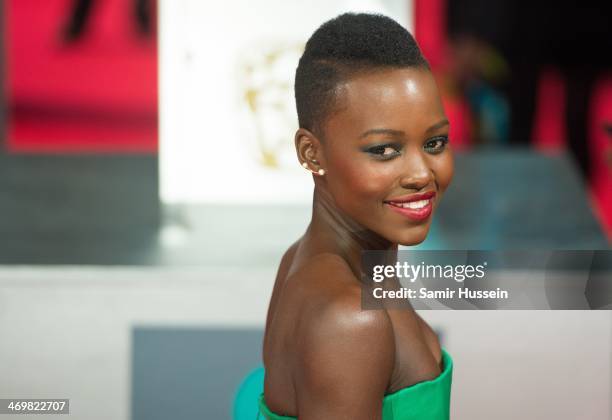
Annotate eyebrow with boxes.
[359,119,450,140]
[359,128,405,139]
[425,119,450,134]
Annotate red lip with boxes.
[384,191,436,222]
[385,191,436,203]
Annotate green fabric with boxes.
[258,349,453,420]
[234,366,266,420]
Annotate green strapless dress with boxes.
[258,349,453,419]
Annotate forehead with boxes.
[324,68,445,138]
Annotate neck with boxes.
[305,186,397,276]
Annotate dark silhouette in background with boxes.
[63,0,153,41]
[448,0,612,179]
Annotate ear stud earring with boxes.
[301,162,325,176]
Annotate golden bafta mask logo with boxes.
[239,43,304,169]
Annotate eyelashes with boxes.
[363,136,449,160]
[363,143,402,160]
[423,136,449,154]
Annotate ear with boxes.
[295,128,325,174]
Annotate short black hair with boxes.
[295,13,429,135]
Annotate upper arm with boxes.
[295,293,395,420]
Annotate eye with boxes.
[423,136,449,154]
[364,143,401,160]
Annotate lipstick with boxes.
[384,191,436,222]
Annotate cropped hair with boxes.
[295,13,429,135]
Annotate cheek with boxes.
[327,156,396,206]
[431,152,454,192]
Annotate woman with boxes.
[260,13,454,419]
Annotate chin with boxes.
[394,224,431,246]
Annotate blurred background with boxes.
[0,0,611,419]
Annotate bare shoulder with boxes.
[280,240,300,264]
[293,251,354,280]
[291,253,396,419]
[300,289,396,369]
[292,252,393,342]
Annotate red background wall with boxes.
[5,0,157,153]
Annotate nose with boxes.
[399,152,434,191]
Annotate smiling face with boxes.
[311,67,454,246]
